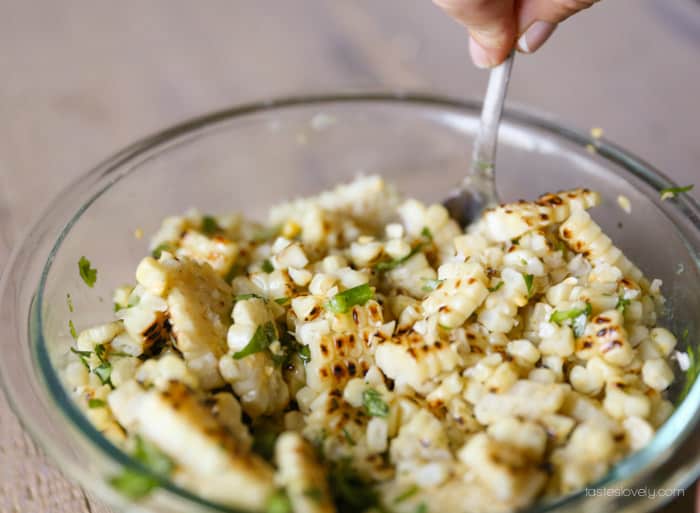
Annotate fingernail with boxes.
[517,21,556,53]
[469,36,494,69]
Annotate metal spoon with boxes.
[444,52,515,228]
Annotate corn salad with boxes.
[65,176,679,513]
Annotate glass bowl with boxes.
[1,94,698,513]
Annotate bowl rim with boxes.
[3,92,699,513]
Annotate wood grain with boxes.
[0,1,697,511]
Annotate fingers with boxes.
[516,0,600,53]
[434,0,517,68]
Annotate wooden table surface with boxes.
[1,1,698,511]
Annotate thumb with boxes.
[434,0,517,68]
[517,0,600,53]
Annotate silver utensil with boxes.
[444,52,515,227]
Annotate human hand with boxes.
[433,0,600,68]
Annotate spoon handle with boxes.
[469,51,515,181]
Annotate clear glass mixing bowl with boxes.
[0,94,698,513]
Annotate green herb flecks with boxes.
[88,398,106,409]
[522,273,534,297]
[234,321,278,359]
[235,293,266,302]
[376,245,421,272]
[69,320,78,340]
[274,297,290,305]
[109,469,159,500]
[151,242,172,259]
[342,427,356,446]
[298,345,311,363]
[550,303,592,325]
[660,184,694,200]
[94,362,112,386]
[266,490,293,513]
[70,347,91,368]
[66,293,74,312]
[78,256,97,288]
[376,228,433,272]
[616,295,631,313]
[394,485,419,503]
[489,281,504,293]
[550,303,592,338]
[109,435,174,500]
[261,259,274,273]
[415,503,428,513]
[362,388,389,418]
[327,284,374,314]
[201,215,222,236]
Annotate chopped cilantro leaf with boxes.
[375,243,426,272]
[70,347,91,368]
[274,297,290,305]
[394,485,419,503]
[660,184,694,200]
[201,215,221,235]
[327,284,374,314]
[298,345,311,363]
[94,343,108,362]
[261,259,274,273]
[69,320,78,340]
[266,490,293,513]
[151,242,172,259]
[489,281,504,293]
[550,303,592,325]
[133,435,173,476]
[110,435,174,500]
[522,273,534,297]
[109,469,158,499]
[78,256,97,288]
[616,296,631,312]
[88,398,106,408]
[550,303,592,338]
[362,388,389,417]
[235,293,266,302]
[342,427,356,446]
[234,321,277,359]
[94,362,112,386]
[420,226,433,241]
